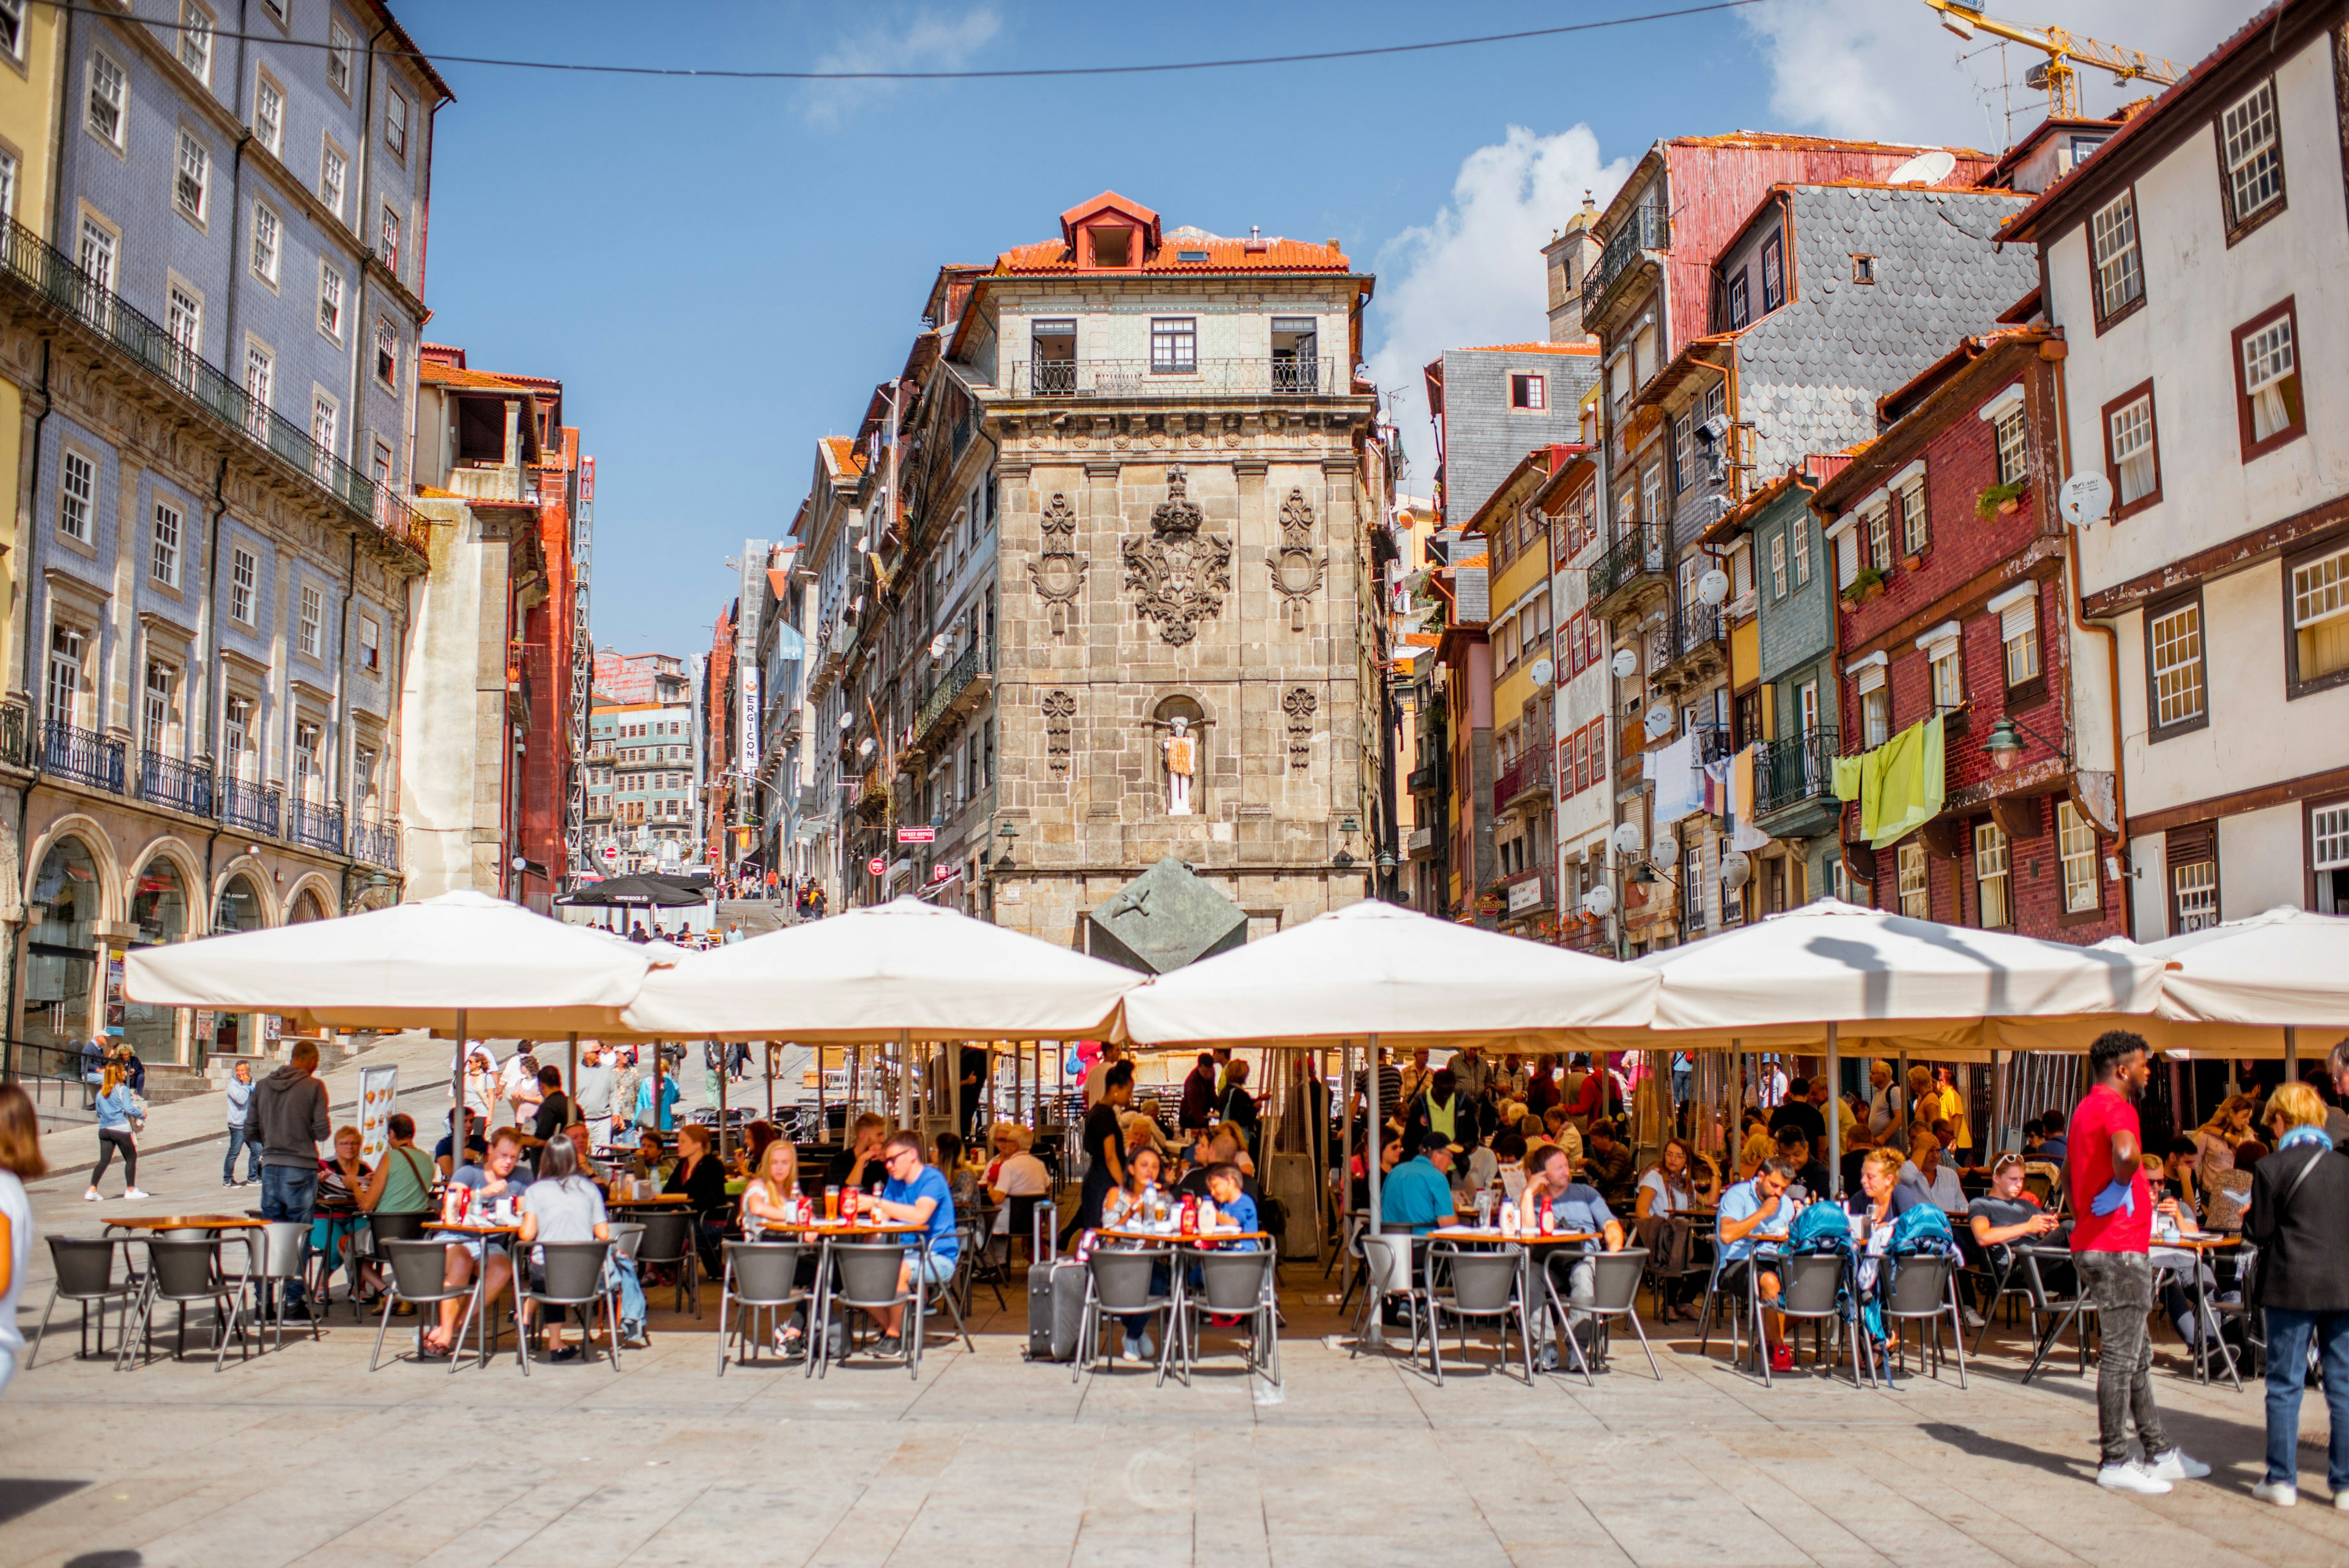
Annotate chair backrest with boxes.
[1004,1194,1044,1245]
[1193,1249,1274,1315]
[536,1239,612,1302]
[259,1221,308,1279]
[1438,1245,1521,1313]
[1885,1254,1952,1317]
[146,1236,224,1299]
[382,1238,464,1301]
[369,1211,426,1246]
[1777,1251,1846,1317]
[724,1240,804,1304]
[1360,1233,1414,1296]
[2018,1249,2074,1310]
[829,1241,908,1307]
[1580,1246,1649,1314]
[47,1235,122,1296]
[2022,1172,2054,1206]
[633,1211,692,1267]
[608,1221,647,1261]
[1088,1247,1170,1313]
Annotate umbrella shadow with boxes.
[0,1478,86,1528]
[1809,915,2146,1022]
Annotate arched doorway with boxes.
[23,837,100,1070]
[122,857,188,1063]
[211,872,267,1056]
[288,888,328,923]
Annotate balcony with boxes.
[1581,204,1670,326]
[0,217,424,559]
[911,641,993,754]
[1586,525,1669,619]
[288,798,345,855]
[138,750,212,817]
[1004,357,1338,400]
[219,778,281,837]
[1407,823,1434,856]
[349,817,403,871]
[1651,602,1727,690]
[1493,749,1554,817]
[1406,762,1439,796]
[1754,727,1843,841]
[1497,868,1553,921]
[42,721,123,793]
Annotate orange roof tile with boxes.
[1457,342,1599,355]
[1402,632,1439,647]
[1451,551,1490,570]
[820,436,866,477]
[995,234,1350,275]
[419,362,540,393]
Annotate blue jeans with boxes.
[2263,1307,2349,1489]
[609,1254,647,1331]
[223,1126,261,1183]
[259,1165,320,1307]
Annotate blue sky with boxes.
[399,1,2245,663]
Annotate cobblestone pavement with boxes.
[4,1044,2345,1567]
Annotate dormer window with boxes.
[1088,226,1132,267]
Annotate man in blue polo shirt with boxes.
[1718,1158,1797,1372]
[865,1131,959,1361]
[1381,1132,1460,1235]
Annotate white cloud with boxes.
[1365,124,1631,483]
[798,7,1003,128]
[1739,0,2250,148]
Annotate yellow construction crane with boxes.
[1922,1,2182,119]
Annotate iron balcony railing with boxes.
[1586,524,1668,606]
[1008,356,1337,398]
[1493,749,1554,816]
[915,641,990,743]
[1691,722,1737,765]
[41,720,123,793]
[288,798,345,855]
[1581,203,1670,322]
[0,704,24,770]
[1669,602,1724,661]
[0,216,424,559]
[219,778,281,836]
[1755,729,1842,817]
[138,749,212,816]
[349,816,401,871]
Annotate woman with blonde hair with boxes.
[2246,1080,2349,1506]
[84,1063,146,1202]
[738,1137,801,1233]
[2195,1093,2257,1231]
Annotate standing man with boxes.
[2068,1030,2211,1495]
[1077,1061,1133,1230]
[958,1044,989,1140]
[1082,1042,1123,1111]
[1865,1061,1898,1145]
[246,1040,330,1319]
[222,1060,262,1187]
[2325,1038,2349,1146]
[574,1044,615,1135]
[1178,1052,1217,1135]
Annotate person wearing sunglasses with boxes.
[861,1131,961,1359]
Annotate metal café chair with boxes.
[819,1240,924,1381]
[369,1237,483,1373]
[254,1222,322,1350]
[30,1236,141,1367]
[716,1239,812,1377]
[1423,1240,1534,1385]
[919,1227,979,1354]
[131,1235,256,1372]
[1349,1232,1427,1362]
[1773,1250,1869,1387]
[517,1239,622,1375]
[1543,1246,1663,1384]
[2017,1243,2097,1384]
[1176,1244,1280,1388]
[1881,1251,1968,1388]
[1074,1244,1177,1386]
[634,1209,702,1317]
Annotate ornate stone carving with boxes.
[1266,487,1328,632]
[1122,467,1231,647]
[1042,689,1076,773]
[1282,687,1316,768]
[1026,492,1087,637]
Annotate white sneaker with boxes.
[124,1187,149,1200]
[2334,1487,2349,1510]
[2148,1448,2210,1482]
[83,1188,100,1202]
[2096,1461,2172,1495]
[1961,1306,1986,1330]
[2251,1480,2297,1507]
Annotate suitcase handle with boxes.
[1035,1199,1058,1264]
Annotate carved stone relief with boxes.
[1282,686,1316,768]
[1266,487,1327,632]
[1026,492,1087,637]
[1121,467,1231,647]
[1042,689,1075,774]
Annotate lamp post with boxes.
[1983,714,2069,772]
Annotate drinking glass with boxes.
[824,1185,841,1224]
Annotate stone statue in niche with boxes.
[1161,716,1197,816]
[1123,467,1231,646]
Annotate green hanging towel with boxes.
[1869,715,1946,849]
[1831,752,1865,801]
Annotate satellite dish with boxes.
[2060,472,2113,529]
[1885,148,1956,187]
[857,737,875,757]
[1654,821,1679,858]
[1529,656,1554,688]
[1697,567,1731,606]
[1611,822,1644,857]
[1642,704,1674,740]
[1610,648,1638,679]
[1582,884,1616,920]
[929,633,949,660]
[1720,849,1752,892]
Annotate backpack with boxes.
[1789,1200,1853,1254]
[1889,1201,1956,1258]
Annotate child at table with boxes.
[1203,1164,1260,1251]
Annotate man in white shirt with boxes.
[1082,1042,1123,1110]
[1866,1061,1899,1145]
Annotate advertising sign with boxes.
[866,856,887,877]
[1507,877,1546,915]
[102,945,127,1036]
[739,668,761,778]
[357,1065,399,1162]
[896,826,935,844]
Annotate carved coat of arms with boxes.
[1123,467,1231,647]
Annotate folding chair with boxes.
[29,1236,139,1367]
[1350,1233,1426,1362]
[517,1239,622,1375]
[819,1241,922,1381]
[1882,1252,1967,1387]
[2017,1243,2096,1384]
[1176,1246,1280,1388]
[1544,1247,1661,1384]
[1424,1241,1533,1385]
[1774,1251,1868,1387]
[253,1222,322,1350]
[130,1235,255,1372]
[917,1231,978,1354]
[634,1211,702,1317]
[369,1238,483,1373]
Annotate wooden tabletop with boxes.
[104,1214,268,1232]
[757,1221,919,1238]
[436,1222,522,1236]
[1427,1227,1598,1244]
[2161,1232,2238,1250]
[1096,1228,1271,1244]
[606,1193,691,1207]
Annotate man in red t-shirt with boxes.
[2067,1030,2209,1496]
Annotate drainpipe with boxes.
[335,531,356,862]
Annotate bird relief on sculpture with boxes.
[1028,492,1087,637]
[1123,467,1231,647]
[1267,487,1327,631]
[1160,717,1198,815]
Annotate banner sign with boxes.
[896,826,935,844]
[357,1065,399,1162]
[739,668,760,778]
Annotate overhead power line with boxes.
[40,0,1764,83]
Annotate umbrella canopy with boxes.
[620,896,1144,1041]
[558,874,705,909]
[125,888,663,1036]
[1119,897,1658,1049]
[2135,905,2349,1029]
[1619,898,2166,1053]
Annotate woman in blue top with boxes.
[84,1065,147,1202]
[865,1131,959,1359]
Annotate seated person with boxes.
[985,1123,1053,1258]
[1581,1119,1636,1207]
[826,1112,889,1190]
[313,1123,376,1302]
[738,1137,814,1354]
[1379,1132,1460,1235]
[1897,1131,1967,1216]
[1201,1161,1259,1249]
[515,1134,637,1361]
[360,1112,438,1221]
[1967,1153,2064,1280]
[562,1121,610,1191]
[663,1123,731,1243]
[1102,1145,1168,1229]
[861,1132,960,1359]
[1519,1143,1625,1364]
[1857,1145,1924,1230]
[1176,1126,1258,1200]
[933,1131,977,1207]
[1540,1106,1584,1167]
[625,1129,675,1186]
[521,1065,572,1154]
[425,1127,533,1356]
[1636,1136,1707,1321]
[433,1110,488,1179]
[1717,1157,1798,1373]
[1775,1129,1829,1201]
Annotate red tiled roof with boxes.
[1456,342,1599,355]
[419,362,539,393]
[995,234,1350,274]
[820,436,865,477]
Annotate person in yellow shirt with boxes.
[1934,1067,1973,1163]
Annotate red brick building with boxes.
[1817,328,2126,942]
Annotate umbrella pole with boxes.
[898,1029,913,1132]
[2286,1026,2299,1085]
[1898,1050,1909,1146]
[1364,1031,1384,1348]
[451,1009,468,1146]
[654,1041,666,1137]
[1825,1022,1841,1199]
[718,1042,729,1162]
[567,1033,578,1126]
[1340,1038,1355,1273]
[816,1045,828,1138]
[765,1042,775,1124]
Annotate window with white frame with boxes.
[385,87,409,159]
[2000,590,2041,686]
[46,623,83,726]
[1641,464,1661,526]
[223,693,254,779]
[1994,406,2028,487]
[2057,800,2099,914]
[2314,803,2349,914]
[166,284,201,379]
[143,660,176,752]
[78,217,115,293]
[2290,544,2349,686]
[1148,318,1195,373]
[2241,311,2299,444]
[2173,860,2218,933]
[1798,678,1819,735]
[1865,505,1893,573]
[293,718,321,800]
[327,18,355,95]
[310,395,337,469]
[358,613,381,674]
[250,201,281,284]
[1761,231,1785,313]
[253,72,284,155]
[1791,520,1811,585]
[87,51,126,147]
[2090,191,2142,318]
[1898,478,1928,556]
[2109,393,2157,505]
[1897,841,1928,918]
[0,148,16,221]
[229,545,257,625]
[178,2,214,82]
[2150,600,2204,729]
[1512,373,1547,411]
[320,142,346,220]
[1929,642,1963,712]
[58,450,94,543]
[1673,414,1694,491]
[1857,662,1890,747]
[1768,532,1787,598]
[1975,822,2010,928]
[151,500,182,587]
[2221,80,2284,226]
[374,318,398,387]
[317,264,344,341]
[352,744,378,814]
[0,0,24,59]
[174,130,209,220]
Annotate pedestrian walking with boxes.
[83,1064,147,1202]
[248,1040,331,1320]
[2067,1030,2210,1495]
[0,1082,44,1397]
[2244,1080,2349,1508]
[223,1059,262,1186]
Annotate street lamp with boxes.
[1984,714,2068,773]
[996,820,1019,869]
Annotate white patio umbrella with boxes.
[1120,897,1660,1241]
[2061,905,2349,1069]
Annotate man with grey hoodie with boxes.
[245,1041,330,1318]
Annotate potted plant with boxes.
[1975,480,2028,519]
[1840,565,1887,606]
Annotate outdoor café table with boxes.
[2155,1232,2242,1391]
[606,1193,692,1209]
[100,1216,268,1364]
[435,1222,523,1369]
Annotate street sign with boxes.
[866,856,887,877]
[598,843,618,866]
[930,863,956,883]
[897,826,936,844]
